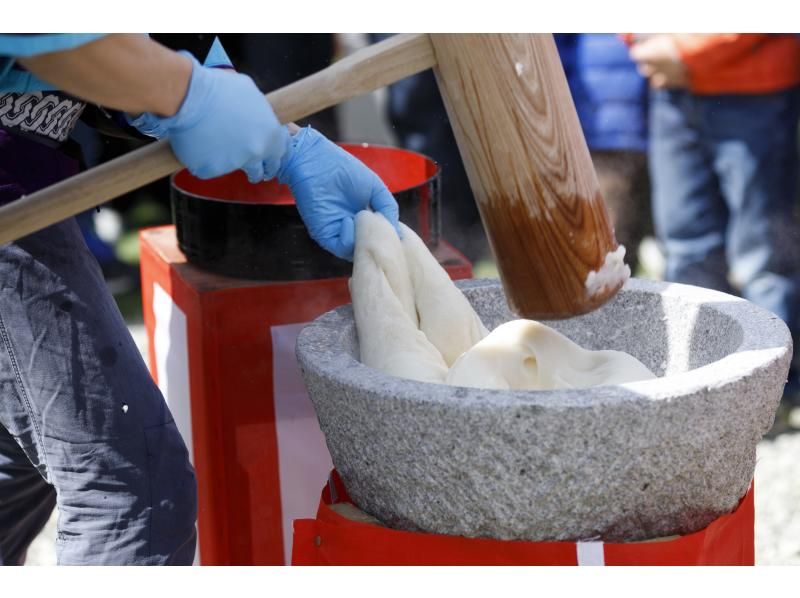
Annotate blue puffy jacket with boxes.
[555,34,648,152]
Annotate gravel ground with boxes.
[755,419,800,565]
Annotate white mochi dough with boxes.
[446,319,656,390]
[357,213,418,327]
[399,222,489,365]
[350,210,652,391]
[349,212,448,383]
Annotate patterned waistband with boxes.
[0,91,86,147]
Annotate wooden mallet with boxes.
[0,33,623,319]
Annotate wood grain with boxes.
[429,33,621,319]
[0,33,435,247]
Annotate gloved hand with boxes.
[127,52,289,182]
[277,127,401,261]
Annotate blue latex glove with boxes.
[277,127,401,260]
[127,52,289,182]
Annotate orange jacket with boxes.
[623,33,800,95]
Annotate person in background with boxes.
[555,34,652,274]
[0,33,399,565]
[628,33,800,407]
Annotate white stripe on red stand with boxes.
[271,323,335,565]
[576,541,605,566]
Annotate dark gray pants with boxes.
[0,218,197,565]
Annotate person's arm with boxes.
[628,34,688,89]
[18,34,191,117]
[18,34,400,260]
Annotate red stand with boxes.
[139,225,473,565]
[293,471,756,566]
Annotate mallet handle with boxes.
[430,34,620,318]
[0,33,435,246]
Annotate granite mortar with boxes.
[296,278,791,542]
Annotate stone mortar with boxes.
[296,278,791,542]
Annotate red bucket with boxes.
[171,144,440,281]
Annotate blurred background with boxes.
[23,33,800,564]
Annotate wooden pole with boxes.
[429,33,622,318]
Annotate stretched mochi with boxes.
[356,212,418,327]
[349,211,649,391]
[400,222,489,366]
[349,212,448,383]
[447,319,656,390]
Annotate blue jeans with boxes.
[0,215,197,565]
[650,88,800,370]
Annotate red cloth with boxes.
[292,471,754,566]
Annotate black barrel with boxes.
[171,143,441,281]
